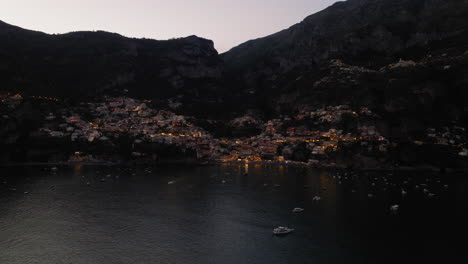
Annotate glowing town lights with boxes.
[26,97,411,166]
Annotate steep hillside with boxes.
[0,20,222,112]
[222,0,468,118]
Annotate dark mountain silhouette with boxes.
[1,0,468,124]
[0,20,222,109]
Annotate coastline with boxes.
[0,159,462,173]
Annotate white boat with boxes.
[168,180,176,185]
[273,226,294,235]
[292,208,304,213]
[390,205,399,213]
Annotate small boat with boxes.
[390,205,399,213]
[273,226,294,236]
[292,208,304,213]
[168,180,176,185]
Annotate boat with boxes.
[292,208,304,213]
[273,226,294,235]
[390,205,399,214]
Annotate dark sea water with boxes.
[0,164,467,264]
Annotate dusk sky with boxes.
[0,0,339,53]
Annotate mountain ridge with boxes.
[223,0,468,71]
[0,19,214,46]
[0,19,222,116]
[1,0,468,120]
[221,0,468,116]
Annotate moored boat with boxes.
[273,226,294,235]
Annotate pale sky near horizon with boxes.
[0,0,339,53]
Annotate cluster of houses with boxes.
[0,93,23,113]
[423,127,468,156]
[16,96,467,165]
[35,99,394,164]
[213,106,388,164]
[38,97,219,158]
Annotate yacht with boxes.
[292,208,304,213]
[273,226,294,235]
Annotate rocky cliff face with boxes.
[222,0,468,118]
[0,21,222,109]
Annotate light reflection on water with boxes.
[0,164,467,264]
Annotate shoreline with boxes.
[0,160,463,172]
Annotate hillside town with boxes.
[1,93,468,168]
